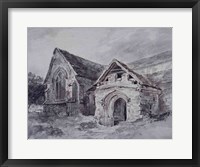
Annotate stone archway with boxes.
[113,98,127,125]
[101,90,130,126]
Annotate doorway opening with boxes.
[113,98,127,125]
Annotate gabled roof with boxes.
[44,48,104,83]
[94,59,151,86]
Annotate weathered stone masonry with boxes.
[92,59,161,126]
[43,48,104,116]
[43,48,162,126]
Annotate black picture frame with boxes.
[0,0,199,166]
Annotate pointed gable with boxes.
[44,48,105,84]
[57,48,104,81]
[95,59,151,86]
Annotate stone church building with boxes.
[44,48,162,126]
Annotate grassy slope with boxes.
[28,111,172,139]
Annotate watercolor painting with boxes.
[28,27,172,139]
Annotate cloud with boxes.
[28,27,172,77]
[94,28,172,64]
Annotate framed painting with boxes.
[0,0,199,166]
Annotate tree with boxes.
[28,72,45,108]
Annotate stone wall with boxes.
[94,85,142,126]
[94,75,161,126]
[44,102,80,117]
[132,57,172,114]
[145,69,172,113]
[76,76,95,103]
[44,103,67,116]
[139,90,159,116]
[82,91,96,116]
[44,50,79,104]
[43,50,82,116]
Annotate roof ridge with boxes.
[94,58,152,86]
[55,47,103,67]
[53,47,104,81]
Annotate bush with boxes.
[28,72,45,108]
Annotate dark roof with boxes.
[57,48,104,81]
[44,48,104,83]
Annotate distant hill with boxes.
[128,51,172,69]
[129,51,172,113]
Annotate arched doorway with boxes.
[113,98,127,125]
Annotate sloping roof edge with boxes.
[94,59,151,86]
[44,47,105,84]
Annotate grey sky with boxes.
[28,27,172,78]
